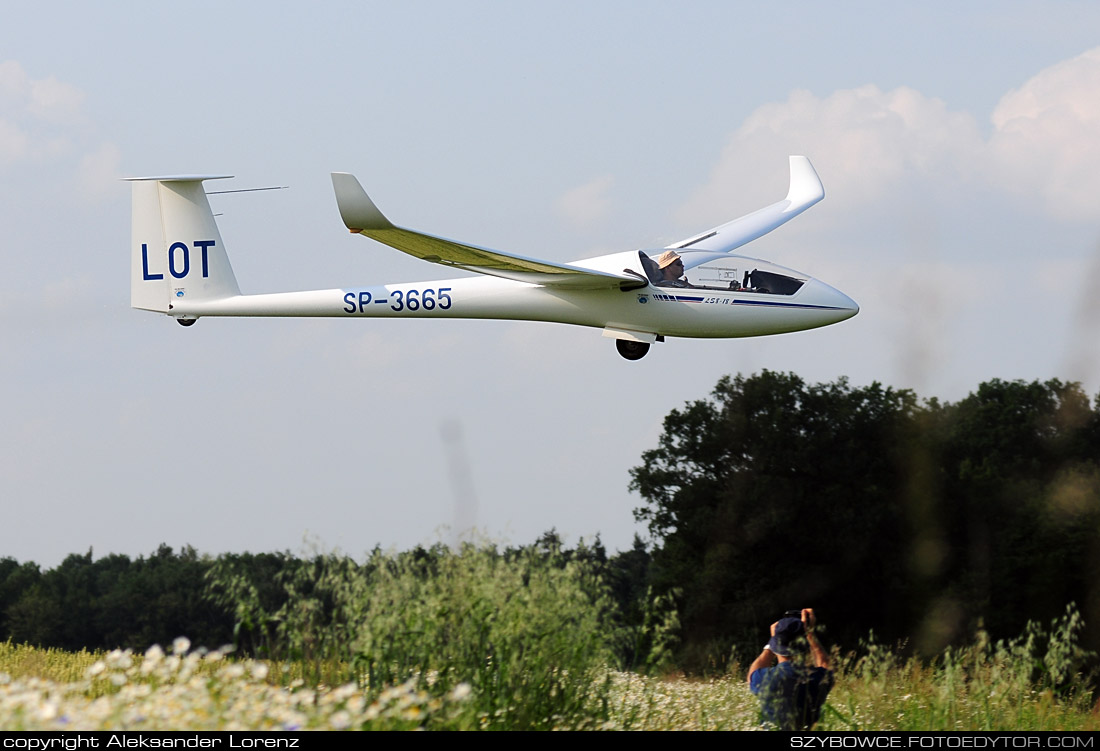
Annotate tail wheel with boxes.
[615,339,650,360]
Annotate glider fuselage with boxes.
[130,156,858,359]
[173,251,855,340]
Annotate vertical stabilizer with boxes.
[127,175,240,314]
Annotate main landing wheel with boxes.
[176,317,197,327]
[615,339,650,360]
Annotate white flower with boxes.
[171,637,191,656]
[141,645,165,674]
[220,664,246,680]
[105,649,131,670]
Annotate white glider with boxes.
[128,156,857,359]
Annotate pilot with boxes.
[655,251,693,287]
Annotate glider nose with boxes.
[803,279,859,323]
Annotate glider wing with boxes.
[667,156,824,260]
[332,173,641,290]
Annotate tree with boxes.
[930,379,1100,650]
[0,558,40,638]
[631,371,919,668]
[631,372,1100,667]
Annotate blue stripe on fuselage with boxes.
[652,292,844,310]
[731,298,846,310]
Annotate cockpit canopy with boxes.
[640,250,807,296]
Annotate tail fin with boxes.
[127,175,241,314]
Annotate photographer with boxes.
[746,607,834,730]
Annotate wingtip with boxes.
[786,156,824,206]
[331,172,394,231]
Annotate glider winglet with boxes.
[785,155,825,207]
[332,172,394,232]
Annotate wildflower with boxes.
[171,637,191,656]
[220,664,246,681]
[105,650,132,670]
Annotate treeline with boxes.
[0,535,659,667]
[631,372,1100,670]
[2,372,1098,676]
[0,544,232,652]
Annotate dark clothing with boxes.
[749,661,834,730]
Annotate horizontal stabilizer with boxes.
[124,175,233,183]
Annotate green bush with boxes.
[208,543,619,729]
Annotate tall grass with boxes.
[207,543,619,729]
[0,642,101,686]
[598,607,1099,731]
[0,608,1097,730]
[820,604,1098,731]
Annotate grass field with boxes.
[2,550,1095,730]
[1,635,1096,731]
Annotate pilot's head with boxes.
[657,251,684,279]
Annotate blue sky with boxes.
[2,2,1099,567]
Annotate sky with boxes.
[2,1,1100,568]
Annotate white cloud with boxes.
[27,75,85,123]
[676,85,984,228]
[0,118,29,163]
[989,48,1100,220]
[678,47,1100,227]
[0,60,83,121]
[556,174,615,228]
[0,60,92,168]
